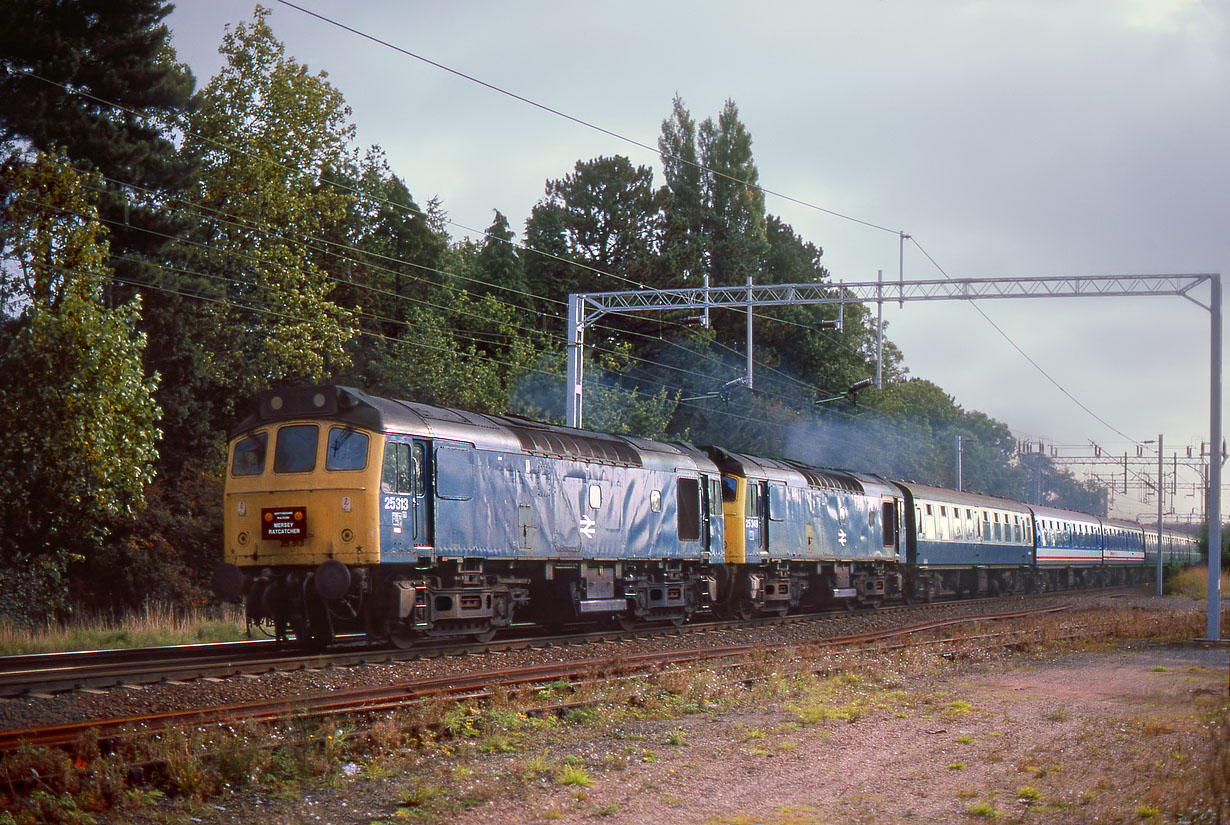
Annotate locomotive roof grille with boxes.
[503,423,643,467]
[778,459,865,493]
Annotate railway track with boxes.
[0,588,1132,699]
[0,591,1136,755]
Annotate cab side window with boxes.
[381,442,413,494]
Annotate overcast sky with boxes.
[166,1,1229,520]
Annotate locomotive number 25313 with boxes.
[384,497,410,512]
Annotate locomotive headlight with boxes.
[340,528,354,543]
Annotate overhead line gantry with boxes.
[566,272,1222,640]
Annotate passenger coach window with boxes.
[677,478,701,541]
[231,433,268,476]
[274,425,318,473]
[326,428,369,471]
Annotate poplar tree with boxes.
[182,6,357,393]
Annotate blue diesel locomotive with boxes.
[212,385,1201,647]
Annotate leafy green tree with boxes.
[509,347,678,440]
[0,0,195,281]
[181,5,357,394]
[523,156,659,303]
[369,292,544,414]
[0,152,161,621]
[473,210,527,305]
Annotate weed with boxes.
[948,762,966,770]
[966,800,998,818]
[440,703,481,739]
[518,754,554,781]
[1016,785,1042,804]
[1136,804,1160,819]
[1151,665,1170,673]
[557,764,592,787]
[955,735,974,745]
[478,734,516,754]
[664,729,688,746]
[399,782,443,807]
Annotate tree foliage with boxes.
[0,153,161,621]
[0,0,195,279]
[0,7,1127,620]
[181,5,357,394]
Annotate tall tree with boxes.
[657,98,768,290]
[181,5,357,394]
[698,99,768,288]
[655,95,705,289]
[0,0,195,280]
[523,155,659,301]
[472,210,527,305]
[0,152,161,621]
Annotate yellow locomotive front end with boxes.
[213,387,383,645]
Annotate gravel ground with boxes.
[5,591,1227,825]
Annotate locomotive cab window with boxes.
[710,479,723,515]
[274,425,318,473]
[721,476,738,503]
[326,428,369,471]
[231,432,268,476]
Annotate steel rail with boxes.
[0,602,1075,753]
[0,587,1140,698]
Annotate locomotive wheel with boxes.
[616,614,639,631]
[471,626,497,643]
[388,626,416,650]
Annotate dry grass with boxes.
[0,602,246,655]
[1166,564,1229,600]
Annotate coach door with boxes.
[881,498,900,560]
[380,437,432,557]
